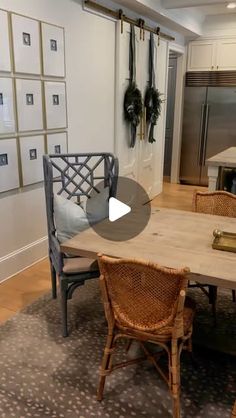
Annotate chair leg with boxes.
[97,332,115,402]
[186,336,192,354]
[232,400,236,417]
[185,336,199,368]
[208,285,217,323]
[126,339,133,353]
[50,261,57,299]
[170,339,181,418]
[232,290,236,302]
[60,279,68,338]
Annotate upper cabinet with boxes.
[187,38,236,71]
[216,39,236,70]
[187,40,216,71]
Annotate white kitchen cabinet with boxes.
[216,38,236,70]
[187,40,216,71]
[187,38,236,71]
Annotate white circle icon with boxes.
[108,197,131,222]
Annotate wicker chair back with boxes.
[193,190,236,218]
[98,255,189,332]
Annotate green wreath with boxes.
[124,82,143,148]
[144,86,162,143]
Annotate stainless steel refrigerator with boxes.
[180,86,236,186]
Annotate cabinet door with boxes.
[187,41,216,71]
[216,39,236,70]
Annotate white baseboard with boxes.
[151,181,163,199]
[0,237,48,283]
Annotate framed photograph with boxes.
[0,78,16,134]
[29,148,37,160]
[0,138,20,193]
[47,132,67,154]
[54,145,61,153]
[0,153,8,166]
[16,79,43,132]
[44,82,67,129]
[41,23,65,77]
[26,93,34,105]
[11,14,41,75]
[22,32,31,46]
[19,135,45,186]
[50,39,57,51]
[52,94,59,105]
[0,10,11,72]
[47,132,68,176]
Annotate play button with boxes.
[109,197,131,222]
[86,176,151,241]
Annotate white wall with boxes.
[0,0,115,281]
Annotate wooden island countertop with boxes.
[206,147,236,191]
[206,147,236,168]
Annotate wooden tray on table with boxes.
[212,229,236,253]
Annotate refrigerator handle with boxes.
[202,104,209,166]
[197,103,205,166]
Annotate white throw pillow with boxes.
[54,194,89,243]
[86,186,109,224]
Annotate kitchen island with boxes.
[206,147,236,191]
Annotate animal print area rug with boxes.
[0,279,235,418]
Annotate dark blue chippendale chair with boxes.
[43,153,118,336]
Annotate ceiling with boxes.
[113,0,236,37]
[162,0,236,16]
[194,4,236,15]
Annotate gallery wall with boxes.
[0,11,67,194]
[0,0,116,281]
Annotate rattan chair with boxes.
[43,153,118,337]
[97,254,195,418]
[193,190,236,217]
[232,401,236,418]
[192,190,236,317]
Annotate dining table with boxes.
[61,207,236,291]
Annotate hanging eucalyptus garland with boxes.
[144,33,163,143]
[124,25,143,148]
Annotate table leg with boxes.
[208,166,219,191]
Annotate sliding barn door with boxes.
[138,37,168,198]
[115,21,139,181]
[115,21,168,199]
[137,34,156,198]
[152,38,169,197]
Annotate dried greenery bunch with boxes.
[124,24,143,148]
[144,33,163,143]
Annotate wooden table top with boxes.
[206,147,236,168]
[61,207,236,290]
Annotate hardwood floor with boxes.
[0,182,207,323]
[152,182,207,211]
[0,259,51,323]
